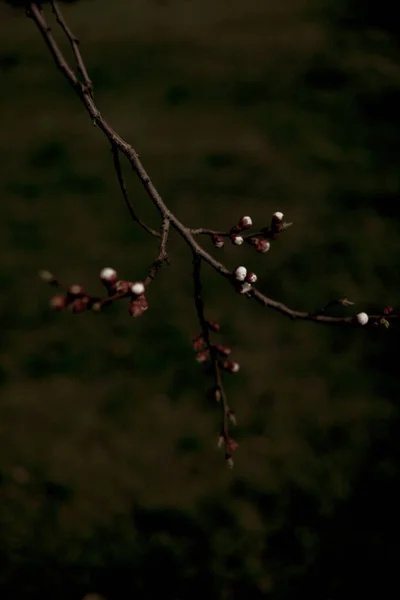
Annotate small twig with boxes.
[50,0,94,96]
[145,218,170,286]
[192,254,231,455]
[111,145,160,238]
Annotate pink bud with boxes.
[226,437,239,454]
[246,271,258,283]
[222,360,240,373]
[383,306,393,315]
[128,300,144,318]
[69,297,90,313]
[215,344,232,356]
[138,295,148,311]
[212,234,225,248]
[207,319,221,333]
[252,238,270,253]
[196,350,209,363]
[193,336,206,352]
[115,280,131,294]
[237,215,252,230]
[49,295,67,311]
[272,211,284,222]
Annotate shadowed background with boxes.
[0,0,399,598]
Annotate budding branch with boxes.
[27,1,398,464]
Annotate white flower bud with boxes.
[238,215,253,229]
[100,267,117,283]
[130,281,145,296]
[234,266,247,281]
[356,312,369,326]
[232,235,244,246]
[273,211,284,221]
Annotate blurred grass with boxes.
[0,0,399,597]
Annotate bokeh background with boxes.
[1,0,399,597]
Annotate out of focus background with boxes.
[1,0,399,597]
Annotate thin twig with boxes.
[192,254,231,452]
[145,218,170,286]
[50,0,94,96]
[111,145,160,238]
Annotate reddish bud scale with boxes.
[384,306,393,315]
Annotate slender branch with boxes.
[50,0,93,96]
[28,2,399,329]
[192,254,231,452]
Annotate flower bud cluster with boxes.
[42,267,149,318]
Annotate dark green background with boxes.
[1,0,399,597]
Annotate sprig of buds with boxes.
[192,317,240,466]
[40,267,149,318]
